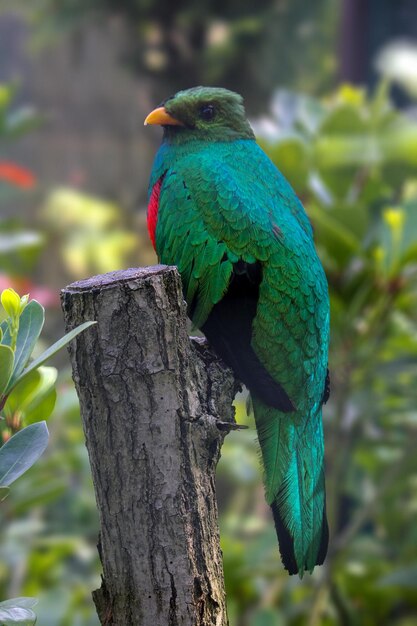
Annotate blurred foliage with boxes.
[0,84,40,142]
[0,287,94,442]
[0,84,43,282]
[0,82,143,290]
[42,188,138,278]
[0,288,94,624]
[0,83,127,625]
[376,41,417,99]
[0,372,101,626]
[31,0,337,109]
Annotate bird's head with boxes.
[144,86,254,143]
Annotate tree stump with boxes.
[61,266,239,626]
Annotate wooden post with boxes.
[61,266,239,626]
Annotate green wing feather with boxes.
[156,169,234,327]
[151,139,329,575]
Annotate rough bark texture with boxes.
[61,266,239,626]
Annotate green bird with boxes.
[145,86,330,576]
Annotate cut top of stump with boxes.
[63,265,176,293]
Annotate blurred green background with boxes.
[2,0,417,624]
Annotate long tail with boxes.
[252,397,328,576]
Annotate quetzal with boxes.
[144,87,330,576]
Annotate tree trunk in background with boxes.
[61,266,239,626]
[339,0,370,84]
[340,0,417,99]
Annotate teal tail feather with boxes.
[253,397,328,576]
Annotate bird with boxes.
[144,86,330,577]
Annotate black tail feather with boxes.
[271,501,298,575]
[316,501,329,566]
[271,497,329,575]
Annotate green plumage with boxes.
[146,87,330,576]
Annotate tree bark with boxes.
[61,266,239,626]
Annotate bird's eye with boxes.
[199,104,215,121]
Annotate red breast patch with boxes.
[147,177,163,250]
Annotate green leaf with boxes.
[308,204,362,266]
[0,597,37,625]
[0,599,37,610]
[24,387,57,425]
[251,607,284,626]
[4,367,57,425]
[267,136,310,192]
[0,84,13,111]
[0,227,44,279]
[3,369,44,415]
[329,204,369,240]
[4,106,41,139]
[314,104,374,198]
[0,486,9,501]
[0,344,14,397]
[9,321,96,392]
[5,301,45,390]
[0,422,49,487]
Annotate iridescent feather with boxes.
[146,87,330,576]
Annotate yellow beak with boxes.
[144,106,183,126]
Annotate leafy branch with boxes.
[0,288,95,624]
